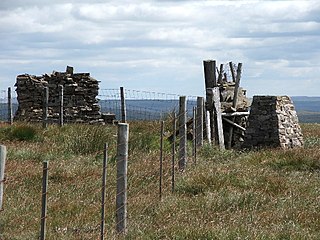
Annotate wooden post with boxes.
[171,112,176,193]
[59,85,64,127]
[42,87,48,129]
[205,111,211,144]
[217,64,224,85]
[120,87,126,123]
[178,96,187,171]
[192,107,197,164]
[227,62,242,149]
[203,60,217,88]
[203,60,217,144]
[7,87,13,125]
[0,145,6,211]
[159,121,164,200]
[40,161,49,240]
[100,143,108,240]
[208,88,225,150]
[196,97,204,147]
[116,123,129,234]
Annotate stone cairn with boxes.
[14,66,114,124]
[242,96,304,149]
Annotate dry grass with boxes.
[1,122,320,239]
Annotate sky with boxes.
[0,0,320,97]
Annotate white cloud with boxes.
[0,0,320,96]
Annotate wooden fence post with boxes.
[120,87,126,123]
[192,107,197,164]
[40,161,49,240]
[100,143,108,240]
[7,87,13,125]
[116,123,129,234]
[196,97,204,147]
[178,96,187,171]
[159,121,164,200]
[59,85,64,127]
[42,87,48,129]
[171,112,176,193]
[0,145,7,211]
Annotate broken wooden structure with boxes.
[203,60,250,149]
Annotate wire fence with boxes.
[0,88,207,239]
[0,88,200,123]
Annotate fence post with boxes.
[40,161,49,240]
[196,97,204,147]
[59,85,64,127]
[116,123,129,234]
[0,145,7,211]
[171,112,176,193]
[7,87,13,125]
[193,107,197,164]
[159,121,164,200]
[42,87,48,129]
[120,87,126,123]
[178,96,187,171]
[100,143,108,240]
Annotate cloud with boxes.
[0,0,320,97]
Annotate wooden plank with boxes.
[232,63,243,108]
[100,143,108,240]
[222,117,246,131]
[7,87,13,125]
[221,112,249,117]
[212,87,225,150]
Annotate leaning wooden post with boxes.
[42,87,48,129]
[40,161,49,240]
[0,145,7,211]
[212,87,225,150]
[178,96,187,171]
[196,97,204,147]
[100,143,108,240]
[227,62,242,149]
[120,87,126,123]
[116,123,129,234]
[159,121,164,200]
[7,87,13,125]
[59,85,64,127]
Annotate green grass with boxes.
[1,122,320,239]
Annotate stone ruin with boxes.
[242,96,304,149]
[14,66,114,124]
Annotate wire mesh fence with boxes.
[1,91,207,239]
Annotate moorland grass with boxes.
[0,122,320,239]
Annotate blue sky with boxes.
[0,0,320,97]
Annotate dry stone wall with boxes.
[242,96,304,149]
[14,66,111,124]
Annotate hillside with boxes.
[1,122,320,239]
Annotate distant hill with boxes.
[1,96,320,123]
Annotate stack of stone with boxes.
[242,96,304,149]
[14,66,114,124]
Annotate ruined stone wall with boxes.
[14,66,107,124]
[242,96,304,149]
